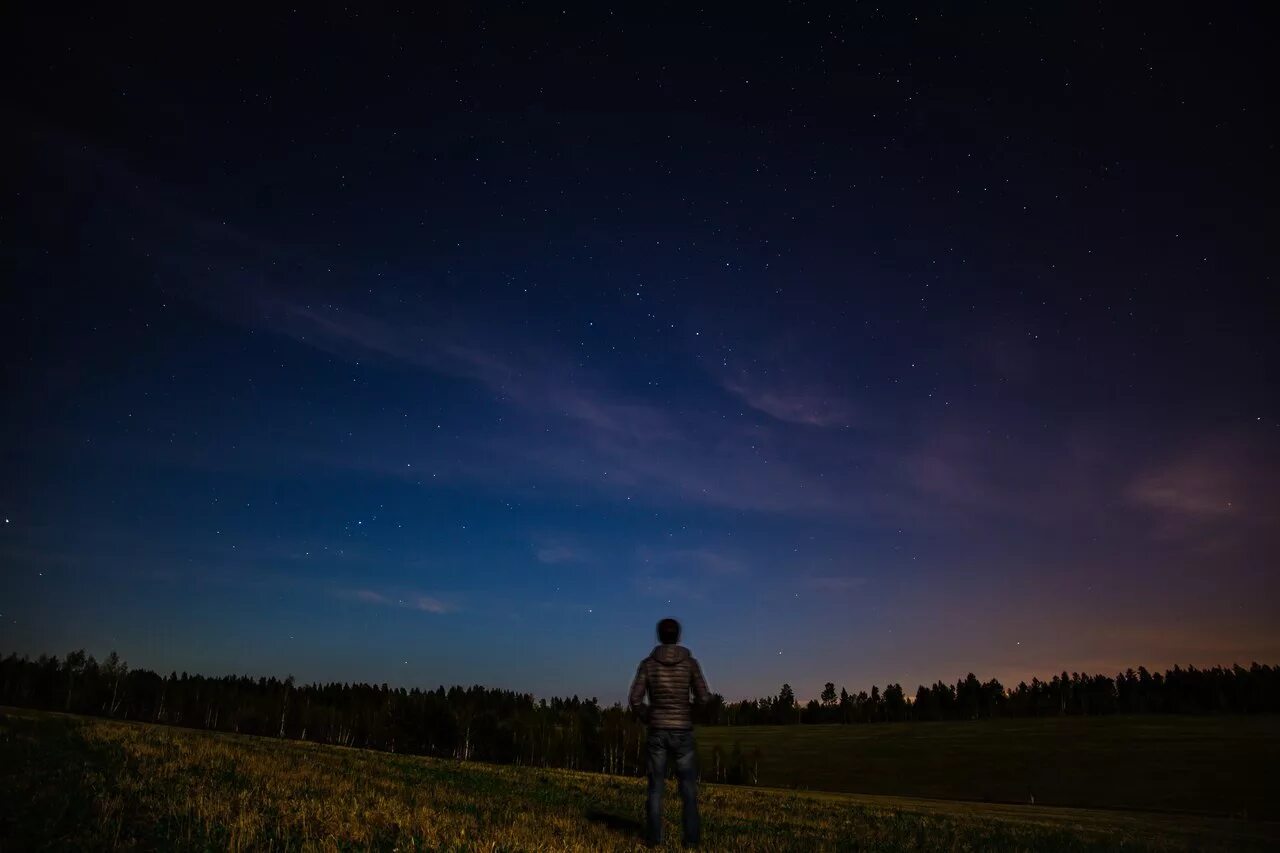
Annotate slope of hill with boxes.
[2,708,1276,851]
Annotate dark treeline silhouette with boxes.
[723,664,1280,725]
[3,651,1278,781]
[0,650,653,776]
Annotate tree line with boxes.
[719,663,1280,725]
[0,650,654,776]
[2,650,1276,782]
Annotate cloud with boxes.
[901,425,1113,528]
[1126,458,1239,519]
[722,373,857,427]
[1119,435,1280,553]
[245,293,874,517]
[1123,435,1279,536]
[411,595,454,614]
[164,216,1174,529]
[343,588,456,614]
[534,541,585,565]
[905,431,1047,523]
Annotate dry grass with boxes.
[3,708,1275,851]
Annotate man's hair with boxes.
[657,618,681,644]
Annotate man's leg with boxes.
[673,730,701,845]
[646,731,669,845]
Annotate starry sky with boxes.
[5,5,1277,702]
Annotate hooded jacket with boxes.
[628,644,711,730]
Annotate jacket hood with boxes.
[649,644,691,666]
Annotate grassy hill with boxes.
[3,708,1277,851]
[698,716,1280,820]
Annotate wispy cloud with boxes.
[902,425,1111,528]
[243,293,875,518]
[160,210,1272,541]
[722,373,857,428]
[534,540,586,565]
[411,595,454,614]
[1121,435,1280,551]
[343,588,456,614]
[1126,456,1239,519]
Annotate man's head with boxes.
[657,618,681,645]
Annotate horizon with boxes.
[4,644,1272,709]
[6,5,1278,704]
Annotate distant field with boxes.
[4,709,1279,851]
[698,716,1280,820]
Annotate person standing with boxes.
[628,618,711,847]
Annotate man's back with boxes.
[630,619,710,847]
[630,643,710,729]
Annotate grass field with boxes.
[3,708,1278,851]
[698,716,1280,821]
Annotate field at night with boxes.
[698,717,1280,819]
[8,2,1278,851]
[4,708,1279,852]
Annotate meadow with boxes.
[698,716,1280,820]
[3,709,1278,852]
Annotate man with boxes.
[629,617,711,847]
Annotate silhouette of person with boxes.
[629,617,711,847]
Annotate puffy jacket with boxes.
[628,644,711,730]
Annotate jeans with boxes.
[646,728,700,845]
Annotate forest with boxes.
[3,650,1277,780]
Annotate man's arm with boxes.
[628,661,649,720]
[690,657,711,705]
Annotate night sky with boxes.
[6,5,1277,702]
